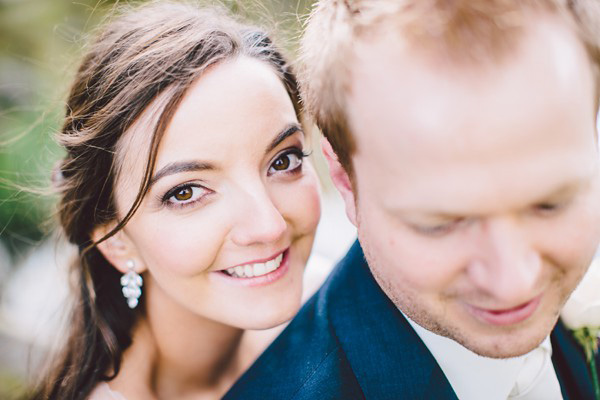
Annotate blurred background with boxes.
[0,0,356,398]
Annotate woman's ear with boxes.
[91,223,145,274]
[321,138,358,227]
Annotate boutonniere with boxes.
[561,258,600,400]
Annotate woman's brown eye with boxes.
[272,155,291,171]
[163,185,209,208]
[268,151,304,176]
[175,187,193,201]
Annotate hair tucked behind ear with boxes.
[30,2,301,399]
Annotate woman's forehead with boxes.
[113,57,298,196]
[153,58,297,166]
[114,86,178,185]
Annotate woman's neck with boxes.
[109,282,249,400]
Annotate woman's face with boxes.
[112,56,321,329]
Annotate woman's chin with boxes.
[237,297,302,331]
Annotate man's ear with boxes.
[91,223,145,274]
[321,138,357,227]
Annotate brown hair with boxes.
[32,2,301,399]
[299,0,600,177]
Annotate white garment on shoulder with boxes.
[404,313,562,400]
[508,338,563,399]
[88,382,128,400]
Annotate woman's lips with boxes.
[464,295,542,326]
[211,248,290,287]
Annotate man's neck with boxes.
[403,312,532,400]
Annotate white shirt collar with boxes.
[403,313,553,400]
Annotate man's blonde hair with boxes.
[299,0,600,176]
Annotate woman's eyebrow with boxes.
[148,123,302,188]
[149,161,215,188]
[265,123,303,154]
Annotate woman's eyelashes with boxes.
[161,183,211,208]
[268,147,310,176]
[159,147,309,210]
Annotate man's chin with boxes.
[455,336,543,359]
[446,323,553,359]
[430,296,564,358]
[411,308,560,359]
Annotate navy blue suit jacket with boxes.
[224,241,599,399]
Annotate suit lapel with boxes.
[328,241,458,399]
[551,320,598,400]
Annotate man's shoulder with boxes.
[224,263,364,399]
[551,319,600,399]
[224,243,367,399]
[225,241,455,399]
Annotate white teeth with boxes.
[265,259,276,272]
[223,252,284,278]
[254,263,266,275]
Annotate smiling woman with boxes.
[30,2,321,399]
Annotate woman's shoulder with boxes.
[88,382,128,400]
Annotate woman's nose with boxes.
[229,186,287,247]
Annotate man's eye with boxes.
[533,202,565,215]
[415,222,457,236]
[411,218,470,237]
[268,150,305,175]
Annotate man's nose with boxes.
[467,216,542,304]
[230,186,287,247]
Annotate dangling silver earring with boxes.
[120,259,143,309]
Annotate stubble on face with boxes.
[357,204,595,358]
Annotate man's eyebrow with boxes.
[149,161,215,188]
[266,123,303,154]
[535,180,586,202]
[399,179,589,221]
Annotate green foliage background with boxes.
[0,0,312,261]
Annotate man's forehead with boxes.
[346,14,595,159]
[346,15,598,215]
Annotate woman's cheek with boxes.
[137,211,231,276]
[302,178,322,233]
[278,170,321,235]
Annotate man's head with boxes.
[301,0,600,358]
